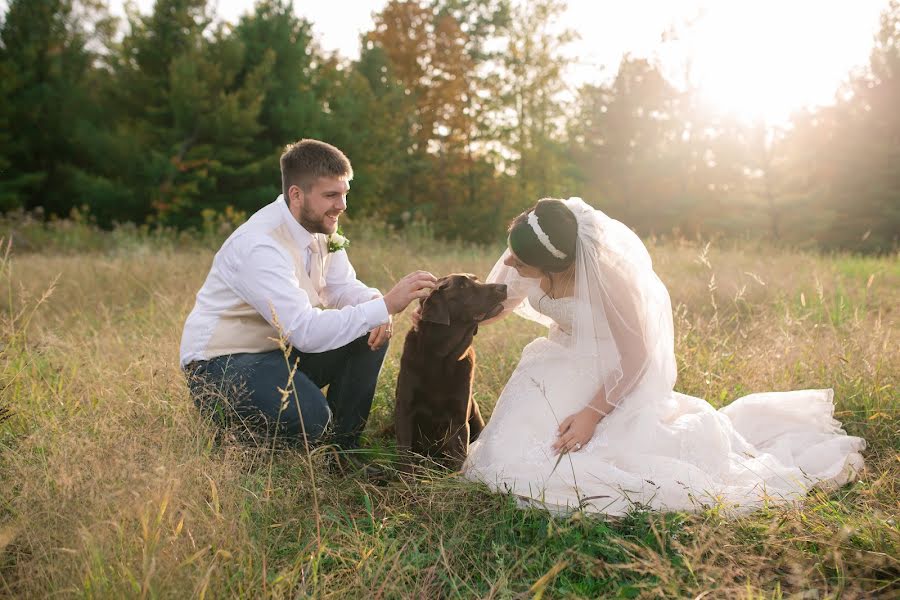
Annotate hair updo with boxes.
[507,198,577,273]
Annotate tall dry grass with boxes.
[0,226,897,598]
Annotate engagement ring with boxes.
[574,442,582,450]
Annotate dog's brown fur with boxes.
[394,274,507,468]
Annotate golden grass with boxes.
[0,229,897,598]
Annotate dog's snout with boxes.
[492,283,508,299]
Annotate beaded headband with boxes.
[527,211,567,260]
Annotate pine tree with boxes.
[229,0,325,211]
[105,0,273,226]
[0,0,102,215]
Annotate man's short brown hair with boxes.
[280,139,353,198]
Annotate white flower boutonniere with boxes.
[327,228,350,253]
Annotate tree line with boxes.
[1,0,898,252]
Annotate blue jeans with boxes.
[186,335,388,448]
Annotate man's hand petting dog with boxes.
[384,271,438,315]
[369,271,436,351]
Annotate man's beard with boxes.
[299,207,339,234]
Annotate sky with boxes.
[5,0,892,123]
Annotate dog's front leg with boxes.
[468,397,485,442]
[394,376,414,454]
[442,422,471,470]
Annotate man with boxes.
[181,139,435,449]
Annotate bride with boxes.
[461,197,865,515]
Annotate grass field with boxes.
[0,221,897,598]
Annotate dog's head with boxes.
[420,274,508,327]
[415,274,507,359]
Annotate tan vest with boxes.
[204,226,332,357]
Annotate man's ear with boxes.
[288,184,304,211]
[421,292,450,326]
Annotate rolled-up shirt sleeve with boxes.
[226,242,389,353]
[321,249,382,309]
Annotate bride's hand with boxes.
[553,407,604,455]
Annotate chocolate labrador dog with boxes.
[395,274,507,468]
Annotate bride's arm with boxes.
[555,277,650,455]
[555,331,648,455]
[587,325,650,417]
[589,261,652,415]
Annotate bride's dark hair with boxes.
[508,198,577,273]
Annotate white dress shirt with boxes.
[179,196,389,367]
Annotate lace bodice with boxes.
[527,288,575,335]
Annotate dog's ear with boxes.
[421,290,450,326]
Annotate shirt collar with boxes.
[274,194,316,249]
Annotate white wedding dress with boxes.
[463,200,865,516]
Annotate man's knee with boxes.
[227,394,332,445]
[188,369,245,427]
[188,360,334,444]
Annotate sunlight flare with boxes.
[666,1,884,122]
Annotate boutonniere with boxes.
[327,228,350,253]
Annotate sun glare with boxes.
[657,1,883,124]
